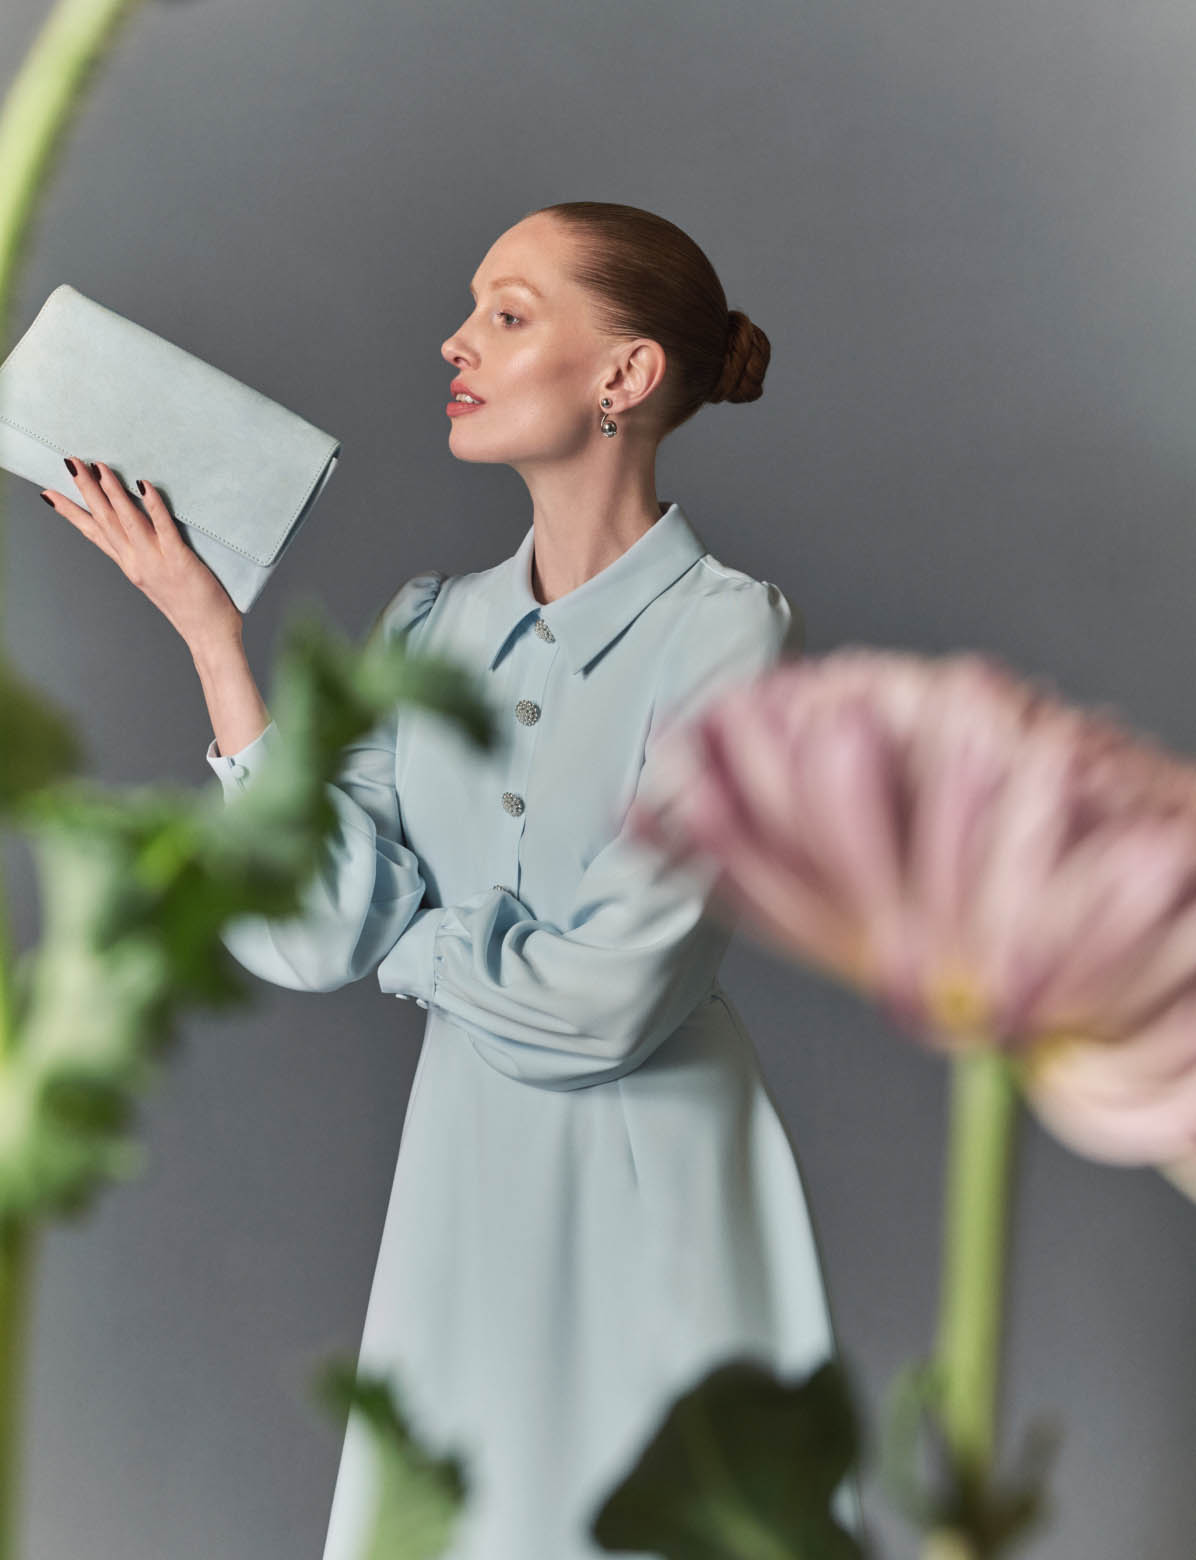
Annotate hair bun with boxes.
[709,309,770,404]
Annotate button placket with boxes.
[497,614,556,888]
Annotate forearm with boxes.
[375,867,732,1091]
[204,708,431,993]
[190,628,272,758]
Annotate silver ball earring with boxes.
[599,397,617,437]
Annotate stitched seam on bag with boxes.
[0,411,332,565]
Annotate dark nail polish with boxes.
[89,462,101,481]
[136,479,145,495]
[40,492,53,505]
[63,458,76,476]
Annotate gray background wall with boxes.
[2,1,1194,1555]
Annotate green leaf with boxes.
[0,656,83,810]
[878,1357,1062,1556]
[0,602,498,1223]
[589,1355,866,1560]
[0,820,190,1220]
[313,1358,471,1560]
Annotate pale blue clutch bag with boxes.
[0,283,341,613]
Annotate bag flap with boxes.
[0,284,341,566]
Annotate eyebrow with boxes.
[468,274,544,300]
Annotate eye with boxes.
[495,311,522,328]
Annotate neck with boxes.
[518,455,666,605]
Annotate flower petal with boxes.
[1020,996,1196,1164]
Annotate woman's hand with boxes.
[41,456,243,650]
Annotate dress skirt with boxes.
[320,982,864,1560]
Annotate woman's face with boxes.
[440,213,628,466]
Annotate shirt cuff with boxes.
[205,719,281,798]
[377,905,451,1007]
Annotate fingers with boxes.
[42,457,181,578]
[40,482,124,566]
[84,461,188,556]
[86,459,156,547]
[133,475,188,553]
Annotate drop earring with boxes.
[599,397,617,437]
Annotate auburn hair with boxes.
[526,200,770,438]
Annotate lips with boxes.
[450,380,485,404]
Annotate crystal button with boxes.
[533,618,555,642]
[502,792,525,816]
[515,699,540,725]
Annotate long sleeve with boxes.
[376,579,797,1090]
[204,571,444,992]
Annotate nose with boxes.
[441,320,476,369]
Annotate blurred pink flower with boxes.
[1020,996,1196,1195]
[627,648,1196,1185]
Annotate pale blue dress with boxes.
[205,501,865,1559]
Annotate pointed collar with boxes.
[483,500,708,675]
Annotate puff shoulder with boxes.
[650,574,796,740]
[368,570,446,648]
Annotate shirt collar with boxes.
[484,500,708,676]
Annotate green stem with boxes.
[0,1219,36,1560]
[0,0,147,302]
[0,4,148,1555]
[926,1043,1020,1557]
[0,872,11,1068]
[0,0,148,613]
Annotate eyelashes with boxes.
[454,306,523,336]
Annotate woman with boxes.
[41,201,864,1559]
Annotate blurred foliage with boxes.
[0,659,82,812]
[314,1361,471,1560]
[0,609,498,1224]
[589,1356,866,1560]
[878,1360,1061,1560]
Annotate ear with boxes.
[602,338,668,411]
